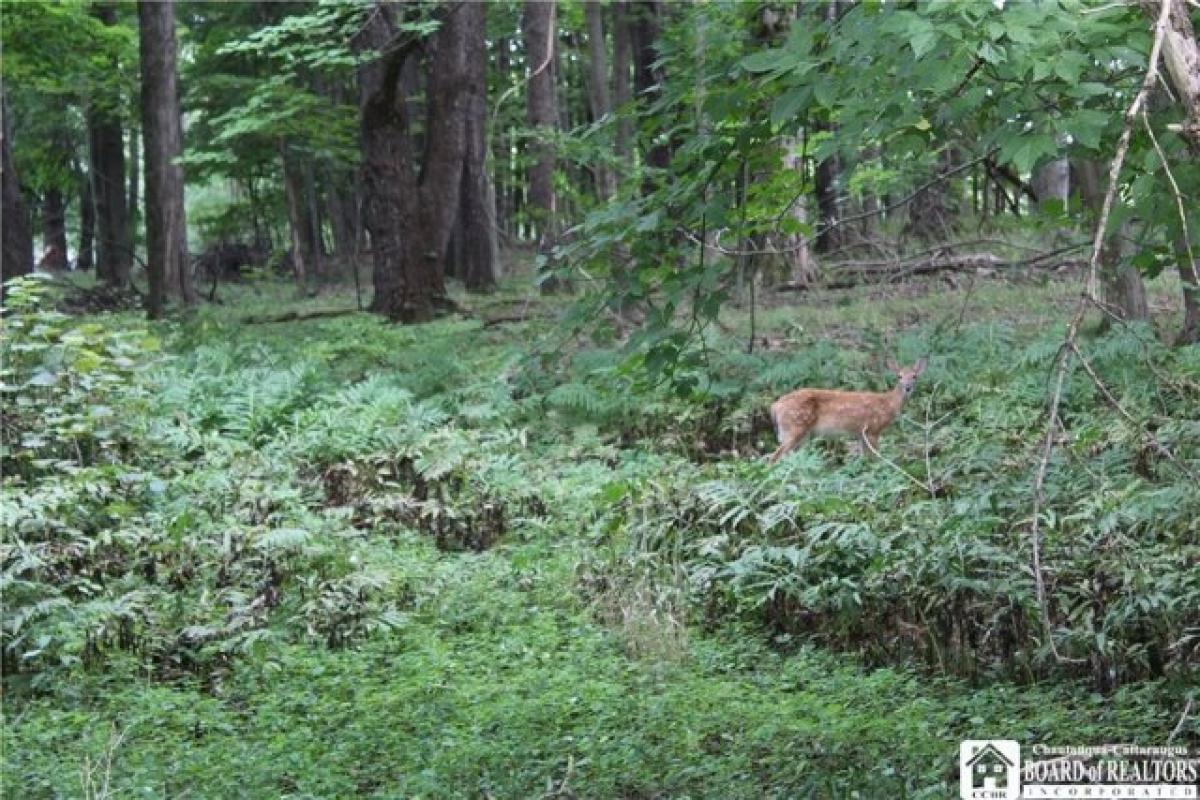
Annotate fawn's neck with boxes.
[888,382,908,414]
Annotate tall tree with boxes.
[1,87,34,282]
[812,1,842,253]
[1032,158,1069,206]
[630,0,669,187]
[280,142,314,290]
[1142,0,1200,343]
[1146,0,1200,153]
[584,1,615,201]
[139,0,194,316]
[612,1,634,169]
[353,1,474,321]
[89,2,132,286]
[1076,158,1148,323]
[447,2,500,293]
[905,148,958,241]
[40,185,68,270]
[524,0,558,246]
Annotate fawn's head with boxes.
[886,357,928,398]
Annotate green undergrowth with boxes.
[3,274,1197,798]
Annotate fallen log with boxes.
[775,252,1086,292]
[241,308,361,325]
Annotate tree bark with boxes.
[814,139,841,252]
[584,1,616,201]
[906,150,955,241]
[280,143,311,290]
[524,0,558,241]
[1141,0,1200,343]
[353,0,474,322]
[781,136,815,285]
[812,1,841,253]
[1076,158,1149,322]
[1,86,33,282]
[1173,236,1200,345]
[88,111,131,284]
[1032,158,1069,207]
[631,0,669,190]
[448,2,500,293]
[77,172,95,270]
[325,170,355,262]
[89,2,131,286]
[303,161,326,284]
[40,187,68,271]
[612,1,634,169]
[139,0,194,316]
[1144,0,1200,154]
[524,0,564,290]
[492,36,512,239]
[128,124,139,232]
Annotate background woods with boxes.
[3,1,1199,796]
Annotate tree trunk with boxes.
[303,161,326,284]
[77,173,95,270]
[139,0,194,316]
[1076,158,1149,322]
[88,111,131,285]
[448,2,500,293]
[353,0,474,322]
[612,1,634,170]
[1174,236,1200,345]
[280,144,310,290]
[1144,0,1200,154]
[907,150,955,241]
[1,87,33,282]
[89,3,131,286]
[40,187,68,271]
[781,136,815,285]
[584,1,615,201]
[128,125,140,237]
[326,171,355,262]
[524,0,563,290]
[631,0,669,189]
[813,138,841,253]
[1032,158,1069,207]
[859,145,882,240]
[812,1,841,253]
[492,36,512,238]
[524,0,558,240]
[1142,0,1200,343]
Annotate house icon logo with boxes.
[959,740,1020,799]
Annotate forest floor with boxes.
[5,267,1197,798]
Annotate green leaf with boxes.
[908,20,938,60]
[771,87,811,128]
[741,49,790,74]
[977,42,1005,65]
[998,133,1057,174]
[1063,109,1109,150]
[1053,51,1090,84]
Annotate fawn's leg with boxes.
[768,429,809,464]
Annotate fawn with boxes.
[767,357,928,464]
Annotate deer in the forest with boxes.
[767,357,928,464]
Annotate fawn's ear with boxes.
[914,356,928,376]
[886,358,900,373]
